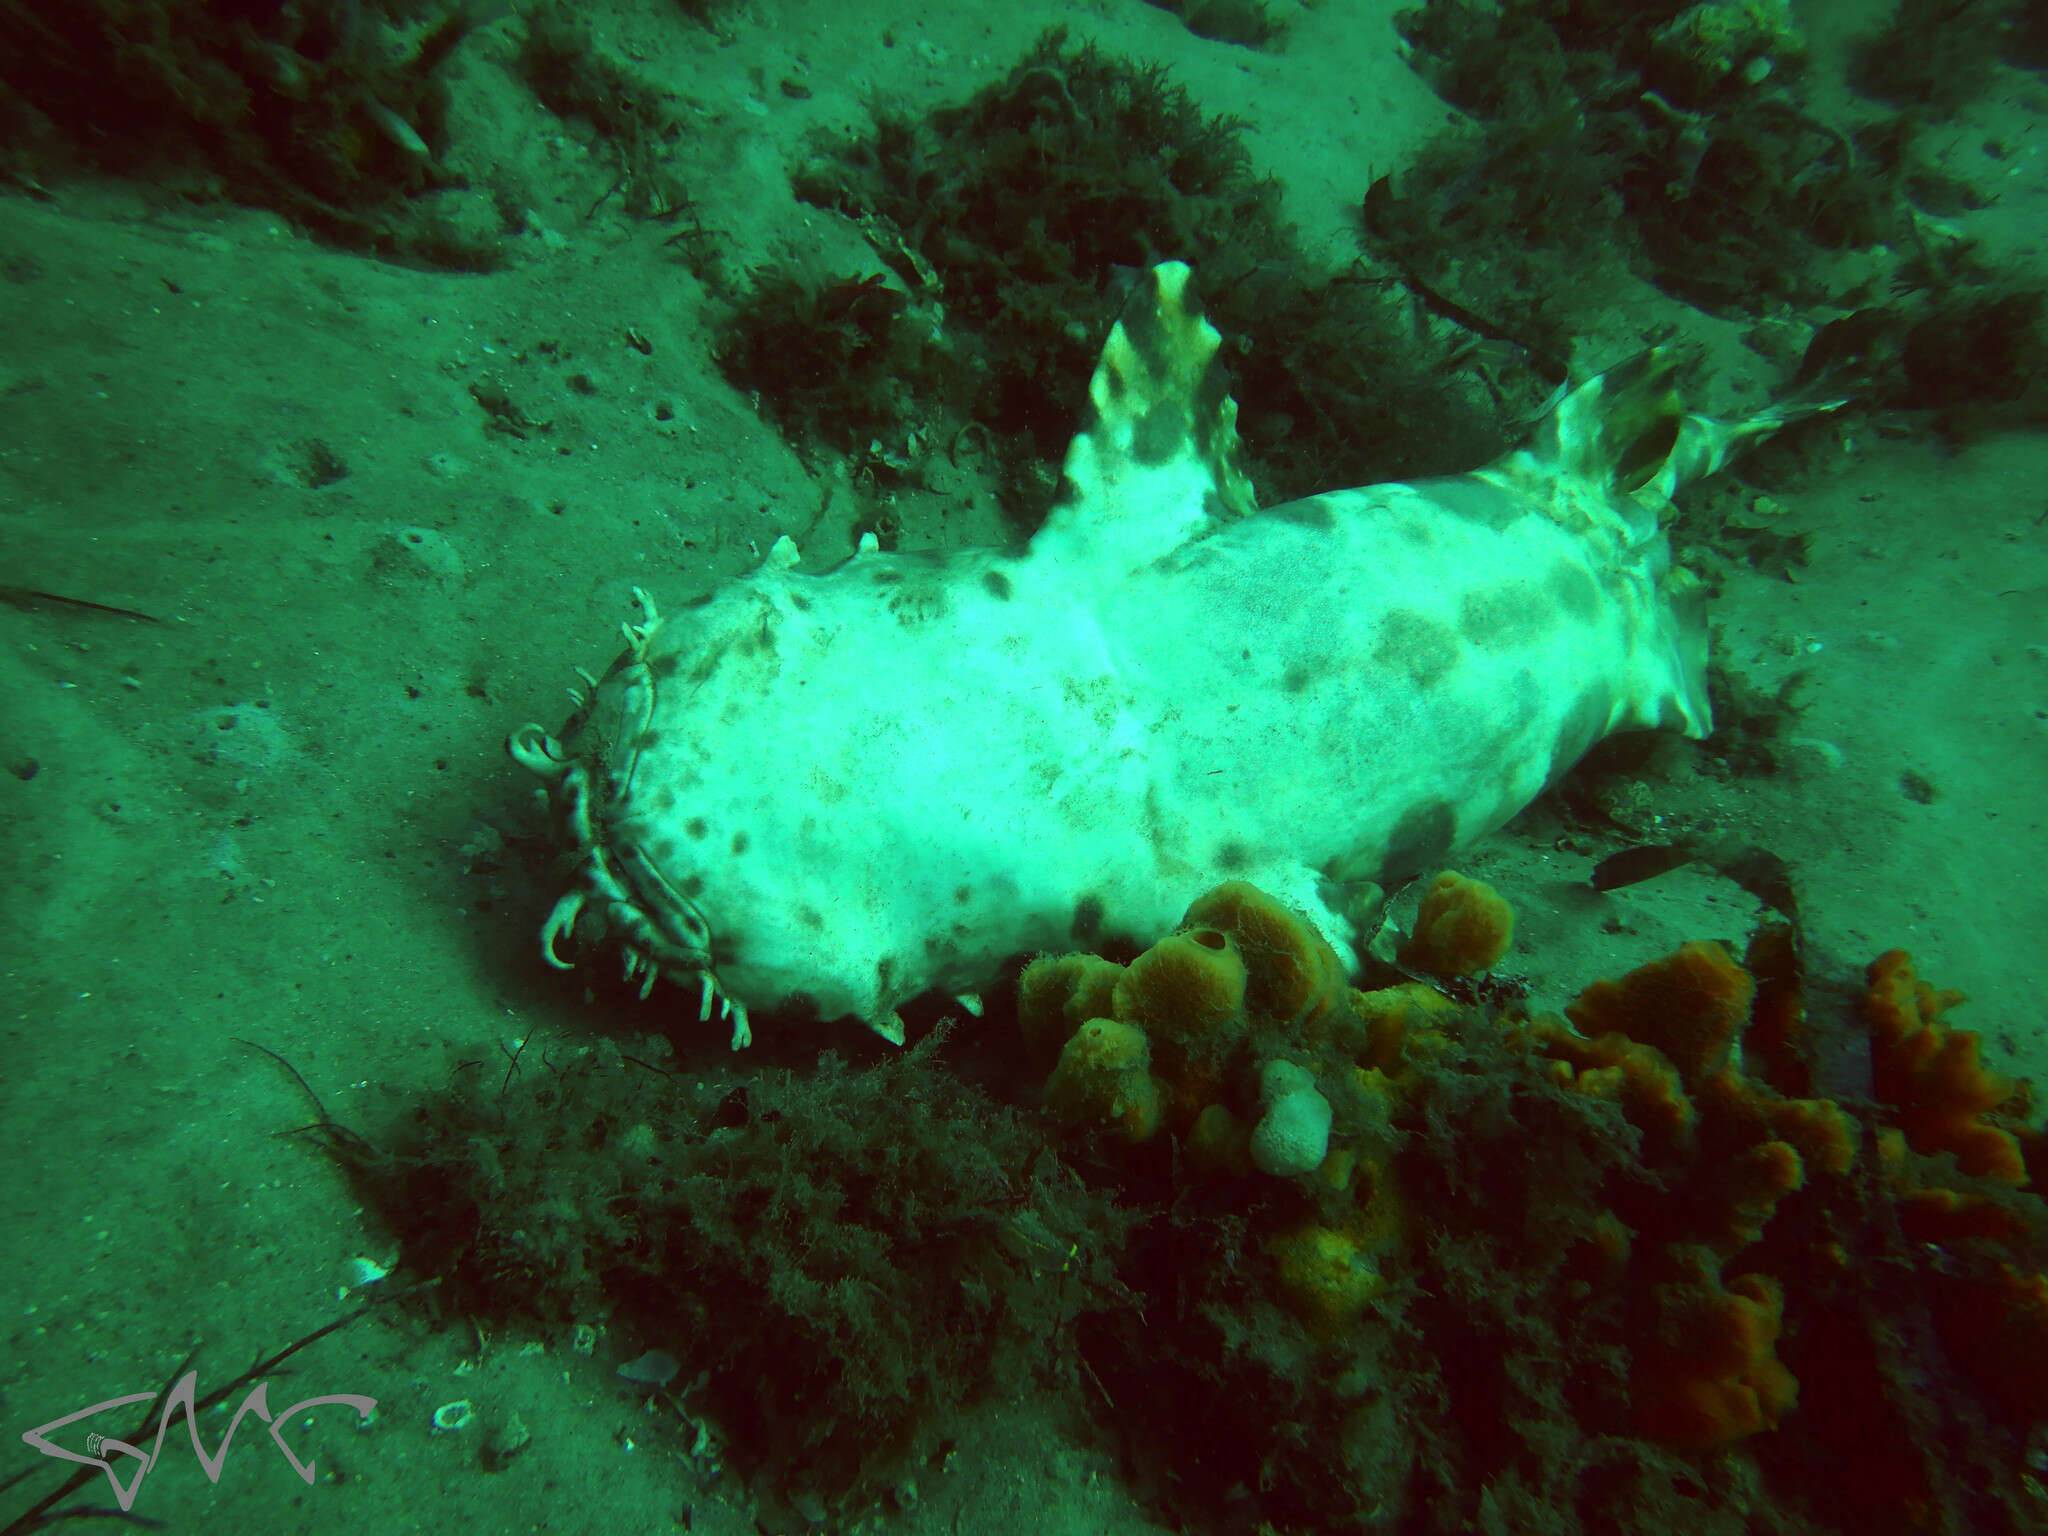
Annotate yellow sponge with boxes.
[1270,1223,1383,1333]
[1182,880,1346,1023]
[1019,953,1126,1066]
[1399,872,1514,977]
[1112,929,1248,1047]
[1045,1018,1162,1143]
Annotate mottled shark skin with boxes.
[509,262,1827,1047]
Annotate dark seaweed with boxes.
[295,1027,1127,1513]
[723,29,1512,524]
[0,0,501,265]
[1379,0,1911,329]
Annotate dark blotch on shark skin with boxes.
[1381,800,1459,882]
[1120,272,1171,376]
[1151,541,1220,576]
[1459,582,1550,651]
[650,652,681,678]
[1214,839,1250,871]
[1131,400,1187,465]
[685,817,708,839]
[797,905,825,932]
[1264,496,1338,530]
[888,579,948,627]
[1373,609,1461,688]
[1281,663,1315,693]
[789,591,812,613]
[953,884,972,905]
[982,569,1014,601]
[1415,475,1524,531]
[681,589,716,609]
[712,926,747,969]
[731,830,750,855]
[685,637,734,689]
[1546,561,1603,624]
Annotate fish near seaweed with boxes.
[508,262,1834,1046]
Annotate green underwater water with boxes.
[2,2,2046,1534]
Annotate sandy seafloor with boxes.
[1,0,2045,1532]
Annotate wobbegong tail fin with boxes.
[1498,347,1849,540]
[1627,369,1850,508]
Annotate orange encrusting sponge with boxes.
[1863,949,2029,1185]
[1567,939,1754,1090]
[1632,1268,1799,1447]
[1021,878,2048,1459]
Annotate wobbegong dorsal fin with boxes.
[1032,262,1256,566]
